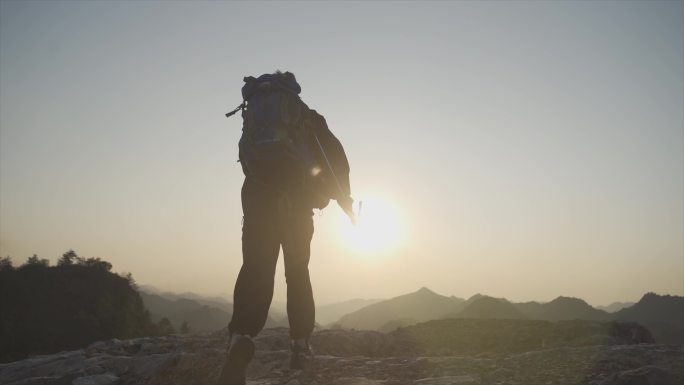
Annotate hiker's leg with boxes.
[229,182,281,337]
[282,211,315,339]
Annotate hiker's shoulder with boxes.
[308,109,328,126]
[308,109,324,119]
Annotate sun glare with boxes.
[338,195,405,256]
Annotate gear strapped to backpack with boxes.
[226,72,351,210]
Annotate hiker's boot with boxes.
[217,334,255,385]
[289,338,314,370]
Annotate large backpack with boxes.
[228,72,346,209]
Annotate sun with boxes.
[338,195,405,256]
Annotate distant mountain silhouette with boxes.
[139,292,231,332]
[160,292,232,310]
[613,292,684,344]
[447,295,527,320]
[331,290,617,331]
[513,301,546,319]
[138,290,288,332]
[535,296,611,321]
[455,295,614,322]
[333,287,464,330]
[461,293,490,304]
[328,290,659,332]
[597,301,635,313]
[138,285,232,310]
[378,318,420,333]
[317,298,383,325]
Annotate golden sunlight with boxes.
[338,195,405,256]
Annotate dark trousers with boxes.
[228,179,315,339]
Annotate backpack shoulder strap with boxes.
[309,110,351,199]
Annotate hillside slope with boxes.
[446,296,527,320]
[538,296,611,321]
[334,287,464,330]
[317,298,383,325]
[1,321,680,385]
[139,292,231,332]
[613,292,684,344]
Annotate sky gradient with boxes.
[1,1,682,306]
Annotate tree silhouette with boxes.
[0,256,13,271]
[0,250,162,362]
[57,249,78,266]
[24,254,49,267]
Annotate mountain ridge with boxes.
[327,287,683,345]
[333,286,465,330]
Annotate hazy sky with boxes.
[1,1,682,306]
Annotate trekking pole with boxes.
[312,132,357,224]
[225,102,245,118]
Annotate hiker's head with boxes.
[240,71,302,101]
[268,70,301,95]
[274,70,297,83]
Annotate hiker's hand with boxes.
[338,196,356,225]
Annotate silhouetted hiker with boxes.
[218,71,354,385]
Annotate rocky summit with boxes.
[1,326,682,385]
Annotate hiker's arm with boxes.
[311,111,354,221]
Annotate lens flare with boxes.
[338,195,404,256]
